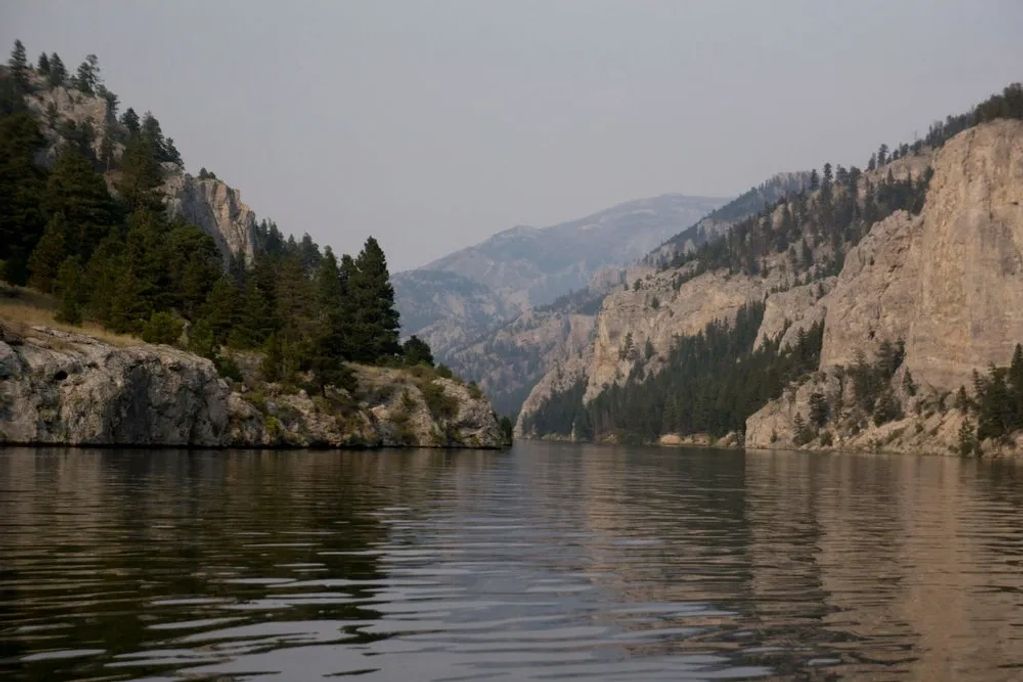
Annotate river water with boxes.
[0,443,1021,680]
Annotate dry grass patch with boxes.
[0,285,140,347]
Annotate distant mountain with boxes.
[395,194,726,361]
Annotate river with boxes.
[1,443,1021,680]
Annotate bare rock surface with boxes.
[0,323,503,448]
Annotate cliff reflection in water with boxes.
[0,445,1021,680]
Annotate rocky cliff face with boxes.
[0,322,503,448]
[746,119,1023,455]
[24,82,117,166]
[819,120,1023,388]
[22,74,262,267]
[163,173,262,266]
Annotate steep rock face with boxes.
[24,82,117,166]
[754,277,834,349]
[0,323,503,448]
[515,265,787,435]
[747,120,1023,454]
[21,75,261,268]
[163,174,261,266]
[515,349,592,438]
[820,120,1023,390]
[0,324,231,445]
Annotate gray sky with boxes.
[3,1,1022,271]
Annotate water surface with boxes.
[1,444,1022,680]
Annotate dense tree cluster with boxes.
[665,163,930,286]
[958,345,1023,452]
[521,302,824,442]
[1,41,423,395]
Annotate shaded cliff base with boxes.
[0,313,505,449]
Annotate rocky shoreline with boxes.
[0,322,505,449]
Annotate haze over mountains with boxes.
[393,193,724,361]
[395,179,811,417]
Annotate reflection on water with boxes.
[0,444,1022,680]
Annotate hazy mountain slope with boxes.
[645,172,811,267]
[394,194,725,360]
[422,194,726,305]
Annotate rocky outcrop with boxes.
[819,120,1023,389]
[0,323,503,448]
[746,119,1023,454]
[163,173,262,266]
[25,82,118,166]
[755,277,834,349]
[21,74,261,268]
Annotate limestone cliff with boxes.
[819,120,1023,388]
[0,322,503,448]
[746,119,1023,455]
[163,173,262,266]
[21,72,262,267]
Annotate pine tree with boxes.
[809,391,829,428]
[27,213,69,292]
[310,247,354,392]
[120,107,140,135]
[976,365,1013,441]
[44,145,118,257]
[201,275,241,343]
[793,412,813,445]
[0,113,47,284]
[1009,343,1023,429]
[8,40,29,92]
[117,134,163,211]
[54,256,84,324]
[957,419,979,457]
[36,52,49,75]
[402,336,434,366]
[73,54,100,94]
[347,237,400,363]
[47,53,67,87]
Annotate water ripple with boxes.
[0,444,1022,680]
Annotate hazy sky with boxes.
[3,1,1022,270]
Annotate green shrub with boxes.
[215,354,243,382]
[421,381,458,420]
[141,311,184,345]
